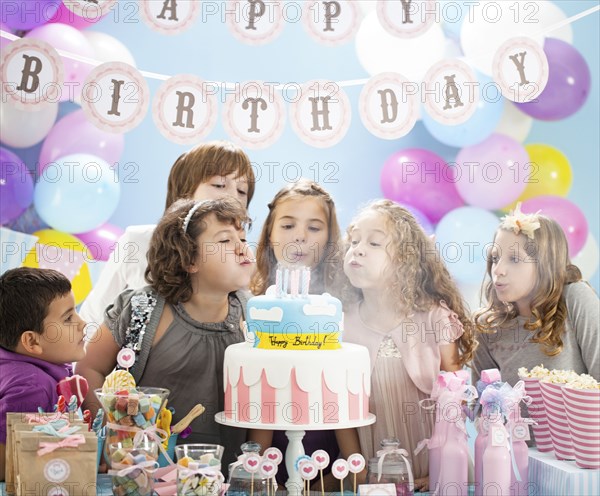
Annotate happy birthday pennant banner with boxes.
[1,2,598,148]
[0,36,550,147]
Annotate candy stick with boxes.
[56,395,66,413]
[67,395,78,413]
[82,410,92,431]
[91,409,104,434]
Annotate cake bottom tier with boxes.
[224,343,371,427]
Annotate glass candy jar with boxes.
[227,442,269,496]
[366,438,414,496]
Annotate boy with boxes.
[0,267,87,480]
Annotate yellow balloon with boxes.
[23,229,93,305]
[502,144,573,212]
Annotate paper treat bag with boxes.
[14,431,97,496]
[4,412,83,494]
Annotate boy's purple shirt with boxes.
[0,347,72,444]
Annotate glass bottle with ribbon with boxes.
[175,444,225,496]
[94,386,171,466]
[366,438,414,496]
[108,438,159,496]
[228,442,269,496]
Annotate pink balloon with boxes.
[380,148,464,223]
[25,24,94,102]
[455,134,529,210]
[521,196,588,257]
[48,3,106,30]
[39,109,125,172]
[75,223,124,261]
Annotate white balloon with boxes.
[537,1,573,45]
[572,233,599,281]
[83,31,136,67]
[356,0,377,17]
[0,101,58,148]
[443,36,464,59]
[355,11,446,83]
[494,101,533,143]
[460,0,545,75]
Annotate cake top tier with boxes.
[246,285,343,350]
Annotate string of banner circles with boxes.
[1,0,598,150]
[0,0,598,305]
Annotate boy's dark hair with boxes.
[0,267,71,350]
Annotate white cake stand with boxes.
[216,412,376,496]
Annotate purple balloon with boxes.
[396,202,434,235]
[0,147,34,224]
[521,196,588,257]
[516,38,591,121]
[39,109,125,172]
[1,0,60,31]
[75,223,125,262]
[380,149,464,223]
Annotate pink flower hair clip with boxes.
[500,202,541,240]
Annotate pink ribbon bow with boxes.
[26,412,68,424]
[109,460,159,488]
[37,434,86,456]
[106,423,174,465]
[375,447,414,492]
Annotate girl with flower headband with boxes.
[248,178,354,490]
[80,141,255,326]
[342,200,477,491]
[473,203,599,389]
[78,197,255,473]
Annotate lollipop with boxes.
[299,459,318,496]
[91,409,104,434]
[57,375,89,408]
[332,459,349,495]
[347,453,366,495]
[312,449,330,496]
[260,459,278,496]
[243,453,261,496]
[102,369,136,393]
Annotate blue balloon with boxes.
[434,207,499,284]
[422,74,505,148]
[34,154,120,233]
